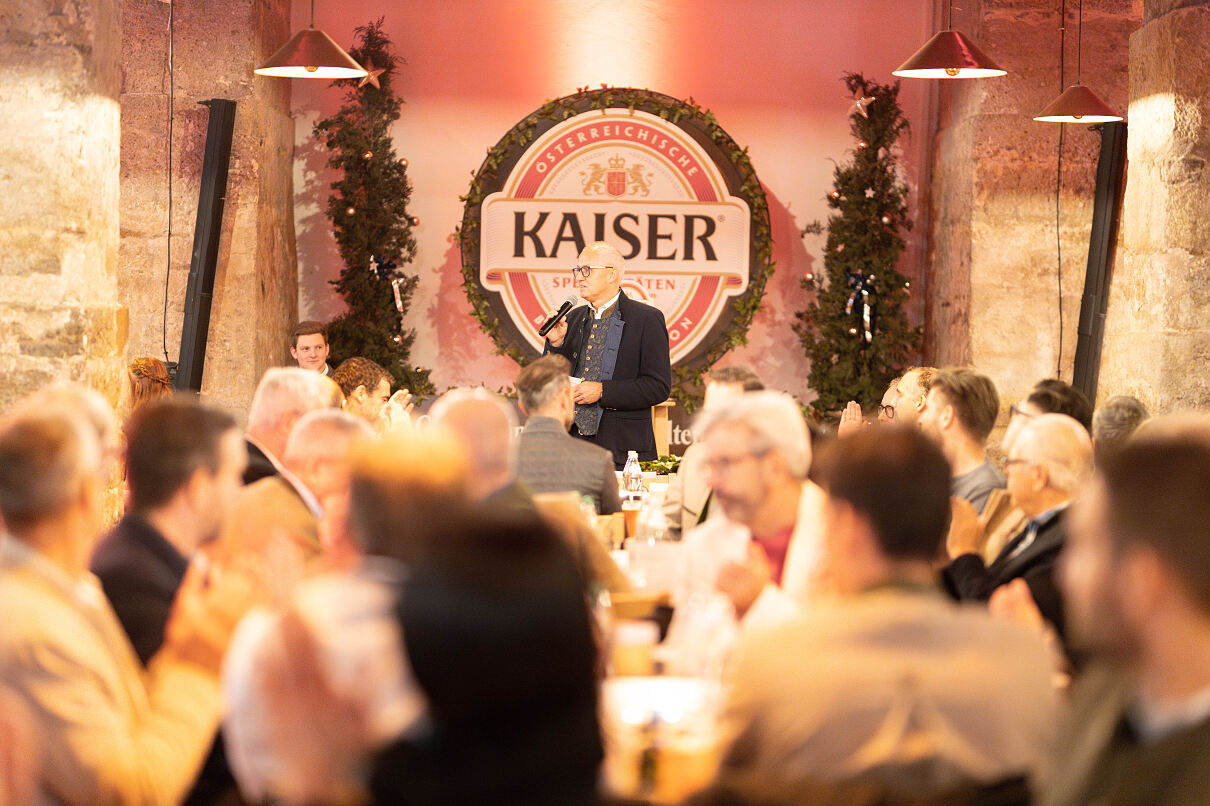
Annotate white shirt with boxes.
[591,291,621,319]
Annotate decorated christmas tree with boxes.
[794,73,920,415]
[314,19,433,396]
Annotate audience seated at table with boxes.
[3,364,1210,806]
[944,413,1092,647]
[1041,419,1210,806]
[431,385,629,593]
[222,427,465,805]
[917,368,1005,515]
[370,506,603,806]
[243,367,342,485]
[514,354,623,515]
[711,426,1057,804]
[0,386,260,806]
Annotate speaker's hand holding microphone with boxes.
[540,295,578,348]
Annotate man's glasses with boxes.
[879,404,895,419]
[702,450,768,477]
[571,265,612,279]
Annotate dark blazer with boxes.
[91,513,189,665]
[516,416,622,515]
[243,438,277,486]
[1041,663,1210,806]
[547,290,671,467]
[89,514,245,806]
[944,506,1067,638]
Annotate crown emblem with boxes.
[580,155,652,198]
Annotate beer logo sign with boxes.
[460,89,774,388]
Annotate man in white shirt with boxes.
[680,391,826,627]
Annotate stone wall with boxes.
[0,0,127,410]
[120,0,295,419]
[1097,0,1210,412]
[925,0,1140,405]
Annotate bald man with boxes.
[544,241,672,468]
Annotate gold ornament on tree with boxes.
[358,58,385,89]
[848,88,875,118]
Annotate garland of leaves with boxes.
[454,87,775,410]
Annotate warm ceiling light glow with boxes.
[893,1,1006,79]
[547,0,664,90]
[1034,0,1122,123]
[254,0,366,79]
[1034,84,1123,123]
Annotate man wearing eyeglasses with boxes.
[544,241,672,469]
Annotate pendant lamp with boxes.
[894,0,1006,79]
[255,0,367,79]
[1034,0,1122,122]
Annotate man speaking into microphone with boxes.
[544,241,671,469]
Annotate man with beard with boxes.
[681,391,826,626]
[1041,425,1210,805]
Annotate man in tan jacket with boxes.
[0,388,256,805]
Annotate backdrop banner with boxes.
[460,88,774,396]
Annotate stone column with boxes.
[1098,1,1210,412]
[120,0,295,417]
[0,0,127,409]
[925,0,1138,404]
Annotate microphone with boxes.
[538,295,578,338]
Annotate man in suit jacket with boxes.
[243,367,341,485]
[0,390,252,806]
[1041,424,1210,806]
[513,355,621,515]
[944,413,1093,638]
[227,409,372,561]
[90,397,249,805]
[544,241,671,468]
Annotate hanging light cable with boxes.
[893,0,1007,79]
[1034,0,1122,122]
[254,0,366,79]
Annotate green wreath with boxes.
[455,87,775,411]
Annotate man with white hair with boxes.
[244,367,341,484]
[228,409,372,559]
[945,412,1093,638]
[682,390,825,625]
[543,241,672,468]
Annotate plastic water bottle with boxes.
[635,488,669,543]
[622,450,643,494]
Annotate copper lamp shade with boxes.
[1034,84,1122,123]
[254,27,367,79]
[893,30,1007,79]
